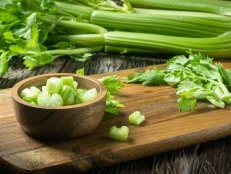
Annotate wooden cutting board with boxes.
[1,61,231,173]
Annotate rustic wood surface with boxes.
[0,55,231,174]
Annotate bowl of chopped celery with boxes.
[11,73,107,139]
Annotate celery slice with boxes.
[108,126,129,141]
[59,85,76,105]
[80,88,98,103]
[76,89,87,104]
[60,76,74,86]
[46,77,61,94]
[20,86,41,101]
[128,111,145,125]
[37,92,51,106]
[50,93,63,106]
[73,81,78,89]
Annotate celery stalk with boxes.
[91,10,231,37]
[104,31,231,58]
[128,0,231,16]
[54,1,94,19]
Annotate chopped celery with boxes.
[20,88,30,99]
[128,111,145,125]
[46,77,61,94]
[108,126,129,141]
[37,92,51,106]
[20,86,41,101]
[60,76,74,86]
[73,81,78,89]
[80,88,98,103]
[76,89,87,104]
[50,93,63,106]
[20,76,99,107]
[59,85,76,106]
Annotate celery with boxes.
[91,10,231,37]
[59,85,76,106]
[108,126,129,141]
[128,0,231,16]
[80,88,98,103]
[54,1,94,19]
[104,31,231,58]
[129,111,145,125]
[50,93,63,106]
[46,77,61,94]
[60,76,74,86]
[37,92,51,106]
[20,86,41,102]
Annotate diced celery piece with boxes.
[20,88,30,99]
[20,86,41,101]
[42,86,49,94]
[73,81,78,89]
[76,89,86,104]
[108,126,129,141]
[80,88,98,103]
[60,76,74,86]
[59,85,76,105]
[50,93,63,106]
[129,111,145,125]
[46,77,61,94]
[37,92,51,106]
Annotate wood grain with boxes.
[0,61,231,173]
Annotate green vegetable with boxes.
[20,86,41,102]
[37,92,51,106]
[127,53,231,112]
[128,111,145,125]
[79,88,98,103]
[50,93,63,106]
[76,68,124,115]
[105,92,124,115]
[108,126,129,141]
[128,0,231,16]
[105,31,231,58]
[2,0,231,78]
[59,85,77,105]
[98,75,124,95]
[91,10,231,37]
[46,77,61,94]
[127,68,166,85]
[20,76,98,106]
[60,76,74,86]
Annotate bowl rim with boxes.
[11,73,107,110]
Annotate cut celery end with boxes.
[50,93,63,106]
[46,77,61,94]
[20,88,30,99]
[129,111,145,125]
[60,76,74,86]
[20,86,41,101]
[60,85,76,105]
[73,81,78,89]
[76,89,87,104]
[108,126,129,141]
[80,88,98,103]
[37,92,51,106]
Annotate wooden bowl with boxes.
[11,73,107,140]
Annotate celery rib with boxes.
[128,0,231,16]
[104,31,231,58]
[91,10,231,37]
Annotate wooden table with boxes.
[0,53,231,174]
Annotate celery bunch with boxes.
[2,0,231,77]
